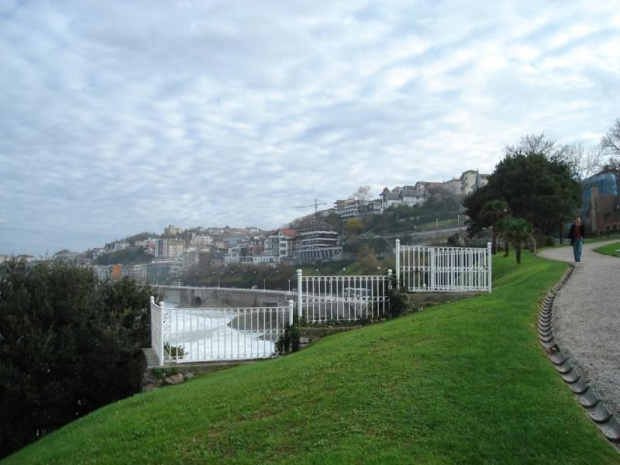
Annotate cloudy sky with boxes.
[1,0,619,256]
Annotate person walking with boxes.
[568,216,585,262]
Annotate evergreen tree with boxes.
[464,149,581,238]
[0,260,155,459]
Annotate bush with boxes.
[0,260,156,459]
[164,343,185,360]
[387,276,410,318]
[276,321,300,354]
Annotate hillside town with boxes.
[0,170,490,279]
[2,167,619,284]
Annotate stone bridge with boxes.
[153,285,296,308]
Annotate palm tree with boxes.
[501,218,536,264]
[480,200,511,254]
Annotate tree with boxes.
[501,218,536,264]
[356,246,379,273]
[344,218,363,236]
[600,117,620,172]
[94,246,153,266]
[505,133,569,159]
[558,143,603,183]
[352,185,371,202]
[0,260,155,459]
[463,146,581,238]
[479,200,511,254]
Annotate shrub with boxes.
[0,260,156,459]
[276,321,300,354]
[387,276,410,318]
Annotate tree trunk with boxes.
[491,229,497,255]
[504,241,509,257]
[558,224,563,245]
[516,246,522,264]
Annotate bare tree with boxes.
[601,118,620,156]
[506,133,604,181]
[600,118,620,172]
[352,185,371,202]
[561,143,603,182]
[505,133,570,159]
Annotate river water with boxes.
[162,301,277,362]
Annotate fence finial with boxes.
[297,269,303,318]
[487,242,493,293]
[395,239,401,288]
[288,299,294,326]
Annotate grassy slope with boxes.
[5,254,619,464]
[594,241,620,257]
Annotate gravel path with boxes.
[538,241,620,417]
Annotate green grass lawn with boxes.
[593,241,620,257]
[5,253,619,464]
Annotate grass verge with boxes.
[593,241,620,257]
[5,253,619,464]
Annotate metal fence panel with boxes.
[396,240,492,293]
[160,302,293,363]
[297,273,390,323]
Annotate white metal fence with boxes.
[149,297,164,365]
[396,240,492,293]
[149,299,294,365]
[296,270,391,323]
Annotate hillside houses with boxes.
[333,169,489,220]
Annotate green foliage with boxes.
[164,343,185,360]
[276,321,300,354]
[480,200,511,254]
[0,260,155,459]
[464,149,581,238]
[386,276,409,318]
[124,232,158,245]
[183,263,297,290]
[343,218,363,236]
[355,246,379,273]
[500,218,536,264]
[94,246,153,266]
[151,368,165,380]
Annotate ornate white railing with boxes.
[150,300,294,364]
[149,297,164,366]
[296,270,391,323]
[396,240,492,293]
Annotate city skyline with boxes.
[1,1,619,256]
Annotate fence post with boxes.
[395,239,400,288]
[487,241,492,293]
[159,300,166,366]
[149,296,155,352]
[430,247,436,291]
[288,300,294,326]
[297,269,303,319]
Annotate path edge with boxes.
[538,265,620,449]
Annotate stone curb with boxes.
[539,266,620,446]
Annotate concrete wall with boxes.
[154,286,295,308]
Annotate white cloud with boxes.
[1,0,619,255]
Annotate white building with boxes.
[460,170,490,196]
[295,222,342,264]
[264,229,297,262]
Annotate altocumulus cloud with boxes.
[1,0,619,255]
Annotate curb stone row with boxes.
[539,266,620,447]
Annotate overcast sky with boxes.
[1,0,619,256]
